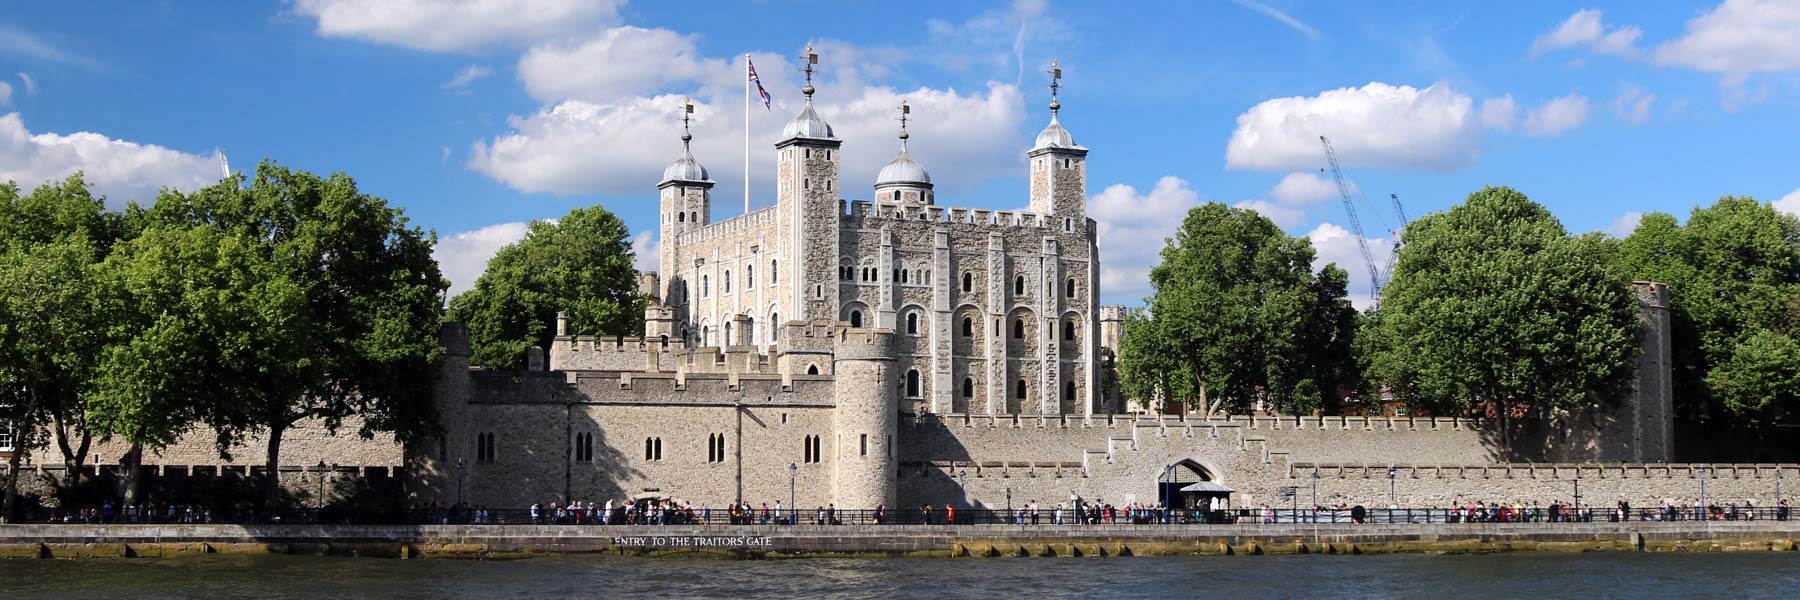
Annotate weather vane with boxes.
[800,44,818,97]
[1047,59,1062,116]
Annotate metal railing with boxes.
[13,504,1794,526]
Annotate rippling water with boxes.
[4,552,1800,599]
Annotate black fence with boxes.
[16,503,1795,526]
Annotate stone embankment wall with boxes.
[5,522,1800,559]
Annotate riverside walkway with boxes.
[5,521,1800,558]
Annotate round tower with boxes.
[830,325,897,509]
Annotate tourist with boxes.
[874,503,886,525]
[946,504,955,525]
[529,501,541,524]
[1029,500,1040,525]
[1778,499,1790,521]
[773,500,783,525]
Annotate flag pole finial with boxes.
[800,44,818,100]
[896,98,910,151]
[680,97,694,148]
[1047,59,1063,117]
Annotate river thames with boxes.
[3,552,1800,599]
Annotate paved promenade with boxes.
[6,521,1800,558]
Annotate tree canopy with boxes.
[1365,186,1640,443]
[1117,202,1355,416]
[447,204,643,371]
[1616,197,1800,425]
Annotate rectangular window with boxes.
[0,421,13,453]
[860,433,868,456]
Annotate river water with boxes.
[3,552,1799,599]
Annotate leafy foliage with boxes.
[1116,202,1355,416]
[447,205,643,371]
[1616,197,1800,424]
[1366,187,1639,438]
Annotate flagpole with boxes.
[744,53,751,215]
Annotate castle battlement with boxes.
[671,204,779,246]
[839,199,1076,234]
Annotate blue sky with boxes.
[3,1,1798,307]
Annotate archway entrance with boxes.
[1158,460,1232,515]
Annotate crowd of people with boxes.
[39,501,214,524]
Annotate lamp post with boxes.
[315,461,327,513]
[455,457,466,508]
[787,463,797,525]
[1387,466,1397,505]
[959,468,968,510]
[1162,464,1174,524]
[1698,466,1708,518]
[1310,469,1320,524]
[1777,468,1784,506]
[1006,488,1013,525]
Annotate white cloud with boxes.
[1234,199,1306,229]
[1654,0,1800,77]
[1480,95,1518,131]
[1304,222,1393,310]
[1225,81,1481,172]
[1531,9,1641,58]
[14,72,33,95]
[1604,211,1644,237]
[1089,176,1202,303]
[434,221,531,299]
[630,230,658,273]
[469,72,1027,202]
[1267,171,1346,206]
[1776,188,1800,217]
[0,26,106,70]
[1521,92,1590,137]
[441,65,492,90]
[0,112,217,207]
[0,81,10,105]
[1226,0,1322,40]
[1611,88,1657,126]
[516,27,726,103]
[292,0,624,52]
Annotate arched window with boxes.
[906,369,921,397]
[906,312,919,335]
[770,260,778,283]
[1065,278,1076,298]
[678,212,686,223]
[900,269,908,284]
[1012,318,1025,339]
[690,211,698,223]
[770,313,779,340]
[849,310,864,328]
[807,365,819,375]
[723,270,732,294]
[961,316,973,337]
[962,272,972,293]
[1015,379,1027,400]
[701,275,709,297]
[1063,320,1075,341]
[1015,276,1026,295]
[961,377,974,399]
[747,265,754,289]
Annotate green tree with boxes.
[143,163,447,503]
[447,204,643,371]
[1116,202,1352,416]
[1367,187,1640,450]
[1617,197,1800,424]
[0,176,124,516]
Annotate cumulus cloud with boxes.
[1480,95,1518,131]
[441,65,492,90]
[1234,199,1306,229]
[469,71,1027,202]
[1267,170,1347,206]
[1089,176,1202,303]
[1776,188,1800,217]
[630,230,658,273]
[433,221,531,299]
[517,26,726,103]
[1604,211,1644,237]
[1654,0,1800,78]
[0,112,218,207]
[1521,92,1590,137]
[1304,222,1393,309]
[1531,9,1642,58]
[291,0,623,52]
[1225,81,1481,172]
[1611,88,1657,125]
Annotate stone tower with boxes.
[831,326,897,509]
[1027,60,1088,223]
[1630,281,1674,462]
[779,48,843,325]
[659,100,713,305]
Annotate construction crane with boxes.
[1383,193,1410,289]
[1319,135,1380,303]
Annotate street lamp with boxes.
[315,461,328,513]
[1006,488,1013,524]
[1161,464,1173,524]
[1387,466,1397,505]
[959,468,968,510]
[455,457,467,508]
[1310,469,1320,524]
[1698,466,1708,519]
[787,463,797,525]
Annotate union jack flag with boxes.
[748,58,772,110]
